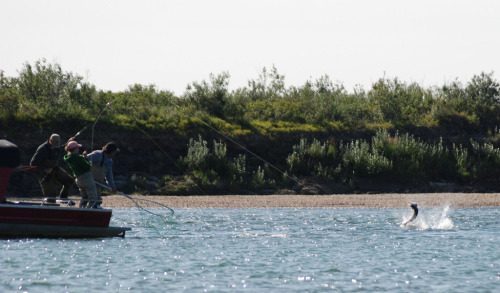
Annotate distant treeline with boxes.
[2,58,500,133]
[1,59,500,194]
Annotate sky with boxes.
[1,0,499,95]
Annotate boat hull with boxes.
[0,204,131,238]
[0,223,130,238]
[0,204,112,227]
[1,139,131,238]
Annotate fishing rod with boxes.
[61,101,113,148]
[12,165,37,173]
[62,124,90,147]
[95,181,174,218]
[91,101,113,152]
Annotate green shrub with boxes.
[453,144,470,179]
[372,130,428,177]
[180,136,247,190]
[469,140,500,179]
[466,72,500,127]
[341,139,392,177]
[184,72,230,118]
[249,165,276,191]
[286,138,334,176]
[0,71,20,121]
[368,77,433,127]
[422,138,454,180]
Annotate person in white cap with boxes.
[30,133,74,203]
[63,140,101,208]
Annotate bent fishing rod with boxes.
[60,101,114,148]
[91,101,113,151]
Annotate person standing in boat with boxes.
[86,142,119,195]
[30,134,75,203]
[63,141,101,208]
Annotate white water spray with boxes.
[400,205,453,230]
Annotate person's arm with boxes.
[86,151,99,164]
[105,159,116,191]
[30,144,51,173]
[30,145,45,166]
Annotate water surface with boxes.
[2,207,500,292]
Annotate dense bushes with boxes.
[173,130,500,193]
[179,136,275,192]
[2,59,499,133]
[284,130,500,184]
[2,59,500,193]
[7,59,97,123]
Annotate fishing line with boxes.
[97,180,172,238]
[117,94,310,197]
[95,181,174,218]
[91,101,113,151]
[134,125,208,195]
[119,192,175,217]
[165,102,304,188]
[62,100,113,148]
[199,119,301,185]
[118,193,173,238]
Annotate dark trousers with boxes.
[36,167,75,198]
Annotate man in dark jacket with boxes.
[30,134,74,202]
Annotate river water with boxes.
[2,206,500,292]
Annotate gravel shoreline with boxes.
[9,193,500,208]
[97,193,500,208]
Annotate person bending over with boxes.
[63,141,101,208]
[30,133,74,203]
[87,142,119,195]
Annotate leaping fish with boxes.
[402,203,418,226]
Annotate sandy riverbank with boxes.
[98,193,500,208]
[9,193,500,208]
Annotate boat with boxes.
[0,139,131,238]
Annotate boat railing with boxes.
[41,197,74,206]
[41,198,102,208]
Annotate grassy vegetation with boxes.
[2,59,500,193]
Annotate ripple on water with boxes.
[2,207,500,292]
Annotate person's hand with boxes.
[44,168,53,174]
[83,150,87,158]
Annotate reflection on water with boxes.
[2,207,500,292]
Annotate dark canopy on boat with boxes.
[0,140,20,168]
[0,140,20,202]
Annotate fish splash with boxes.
[401,206,454,230]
